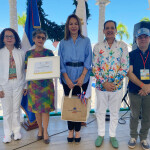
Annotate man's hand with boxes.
[138,89,147,96]
[0,91,4,98]
[102,82,116,91]
[141,84,150,95]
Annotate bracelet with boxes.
[140,83,144,88]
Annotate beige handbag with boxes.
[61,87,91,122]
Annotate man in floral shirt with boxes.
[93,20,129,148]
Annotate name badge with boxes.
[140,69,150,80]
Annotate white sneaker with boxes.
[141,140,150,150]
[3,136,11,143]
[14,132,22,140]
[128,138,136,148]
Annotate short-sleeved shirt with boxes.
[128,47,150,93]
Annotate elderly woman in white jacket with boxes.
[0,28,25,143]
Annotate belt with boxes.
[66,62,84,67]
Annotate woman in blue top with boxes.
[58,14,92,143]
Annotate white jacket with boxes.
[0,47,26,91]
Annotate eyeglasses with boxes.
[4,35,15,39]
[36,35,46,41]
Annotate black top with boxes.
[128,47,150,93]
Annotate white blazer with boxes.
[0,47,26,91]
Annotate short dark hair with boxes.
[64,14,84,40]
[32,29,47,39]
[0,28,21,49]
[104,20,117,29]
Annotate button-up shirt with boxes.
[58,36,92,84]
[93,39,129,91]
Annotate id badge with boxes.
[140,69,150,80]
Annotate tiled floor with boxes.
[0,112,149,150]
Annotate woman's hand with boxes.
[0,91,4,98]
[66,78,74,89]
[63,73,74,89]
[23,89,28,96]
[75,74,85,87]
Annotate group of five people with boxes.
[0,14,149,149]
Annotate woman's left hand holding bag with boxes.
[75,74,85,87]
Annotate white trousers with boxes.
[1,79,23,137]
[96,89,123,137]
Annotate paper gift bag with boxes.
[61,88,90,122]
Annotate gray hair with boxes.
[32,29,48,39]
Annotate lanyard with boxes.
[140,51,149,69]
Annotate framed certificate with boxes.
[26,56,60,81]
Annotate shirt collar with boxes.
[4,46,16,53]
[138,46,150,55]
[69,35,81,40]
[103,38,117,48]
[103,38,117,43]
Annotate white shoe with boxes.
[128,138,136,148]
[14,133,22,140]
[141,140,150,150]
[3,136,11,143]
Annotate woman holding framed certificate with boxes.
[0,28,25,143]
[58,14,92,143]
[24,29,55,144]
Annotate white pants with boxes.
[1,79,23,137]
[96,89,123,137]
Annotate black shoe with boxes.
[37,128,43,141]
[67,137,74,143]
[75,137,81,143]
[37,135,43,141]
[43,138,50,144]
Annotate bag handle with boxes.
[69,84,83,98]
